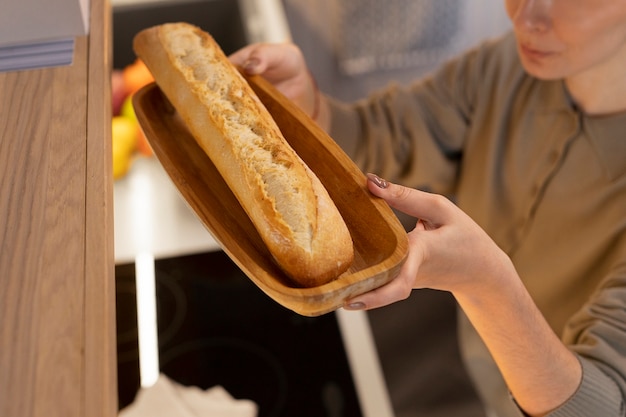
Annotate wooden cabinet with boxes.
[0,0,117,416]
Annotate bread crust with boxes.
[133,23,353,286]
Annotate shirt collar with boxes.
[537,80,626,180]
[583,113,626,180]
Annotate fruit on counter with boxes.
[113,140,131,180]
[120,95,153,156]
[112,59,154,117]
[111,58,156,179]
[111,69,127,115]
[113,116,137,154]
[112,116,138,179]
[122,58,154,97]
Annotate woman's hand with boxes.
[347,174,582,417]
[346,173,515,310]
[229,43,325,125]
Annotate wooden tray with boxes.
[132,74,408,316]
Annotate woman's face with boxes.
[505,0,626,81]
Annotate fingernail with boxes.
[243,58,260,73]
[345,301,366,310]
[366,173,388,189]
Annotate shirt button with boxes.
[531,183,540,196]
[549,149,560,163]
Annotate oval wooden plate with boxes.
[132,74,408,316]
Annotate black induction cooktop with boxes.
[116,250,363,417]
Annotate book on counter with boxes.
[0,0,89,72]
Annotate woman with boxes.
[230,1,626,415]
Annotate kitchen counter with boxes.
[114,156,220,264]
[0,0,117,416]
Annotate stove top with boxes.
[116,250,363,416]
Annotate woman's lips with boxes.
[520,43,555,60]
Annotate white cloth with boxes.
[119,374,257,417]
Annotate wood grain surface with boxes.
[133,74,408,316]
[0,0,116,416]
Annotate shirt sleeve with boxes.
[545,356,624,416]
[548,269,626,416]
[509,269,626,416]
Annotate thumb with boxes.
[228,43,272,75]
[366,173,448,227]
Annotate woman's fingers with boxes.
[228,43,267,73]
[229,42,313,112]
[229,42,304,81]
[344,234,423,310]
[344,173,473,310]
[366,173,449,229]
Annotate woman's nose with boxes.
[511,0,551,33]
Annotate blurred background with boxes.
[283,0,510,100]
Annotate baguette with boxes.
[133,23,354,287]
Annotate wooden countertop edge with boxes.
[83,0,117,415]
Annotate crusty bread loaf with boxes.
[133,23,353,287]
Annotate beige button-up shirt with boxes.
[329,32,626,416]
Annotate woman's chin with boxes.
[520,60,564,80]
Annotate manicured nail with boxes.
[243,58,260,73]
[345,301,366,310]
[366,173,388,189]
